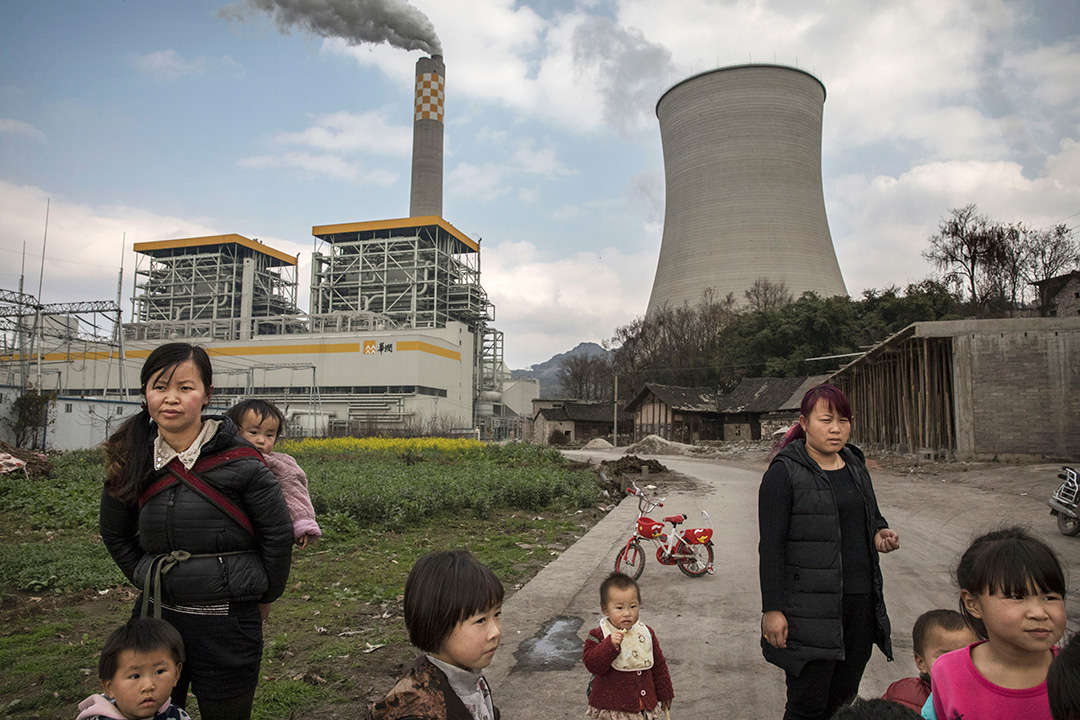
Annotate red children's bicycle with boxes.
[614,480,714,579]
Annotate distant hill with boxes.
[511,342,609,398]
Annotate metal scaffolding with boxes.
[310,218,492,329]
[126,234,300,341]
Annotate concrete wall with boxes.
[949,318,1080,458]
[648,64,846,314]
[1051,276,1080,318]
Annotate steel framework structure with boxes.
[127,234,299,341]
[310,219,491,330]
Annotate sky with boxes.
[1,0,1078,369]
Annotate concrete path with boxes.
[486,451,1079,719]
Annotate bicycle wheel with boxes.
[1057,512,1080,537]
[615,540,646,580]
[677,541,714,578]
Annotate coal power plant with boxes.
[0,54,539,448]
[647,64,848,314]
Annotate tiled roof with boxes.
[719,376,812,413]
[625,383,719,413]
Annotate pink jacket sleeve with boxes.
[264,451,321,541]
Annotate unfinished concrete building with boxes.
[830,317,1080,459]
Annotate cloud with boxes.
[568,16,676,134]
[238,151,398,183]
[1000,40,1080,108]
[828,138,1080,295]
[482,239,657,367]
[446,139,574,202]
[132,50,207,81]
[271,109,412,155]
[0,118,46,142]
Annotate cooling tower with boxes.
[646,64,847,315]
[409,54,445,218]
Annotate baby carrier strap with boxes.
[167,457,255,536]
[138,455,256,537]
[193,445,265,472]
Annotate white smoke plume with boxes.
[222,0,441,56]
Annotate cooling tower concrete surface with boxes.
[410,55,445,218]
[646,64,847,315]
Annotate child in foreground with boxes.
[368,550,503,720]
[1048,632,1080,720]
[583,571,673,719]
[76,618,189,720]
[881,609,976,711]
[226,399,321,548]
[930,526,1067,720]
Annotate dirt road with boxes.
[488,452,1080,718]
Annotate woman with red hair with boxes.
[758,384,900,720]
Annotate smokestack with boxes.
[409,54,445,218]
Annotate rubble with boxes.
[0,440,52,478]
[599,455,668,476]
[624,434,691,455]
[583,438,614,449]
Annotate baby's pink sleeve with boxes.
[264,452,321,541]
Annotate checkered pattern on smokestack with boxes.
[409,55,445,218]
[414,71,444,122]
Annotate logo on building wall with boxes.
[363,341,395,355]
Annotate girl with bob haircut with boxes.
[759,383,899,720]
[931,526,1068,720]
[99,343,293,720]
[369,550,504,720]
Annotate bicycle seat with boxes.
[664,514,687,525]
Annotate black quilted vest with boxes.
[761,439,893,674]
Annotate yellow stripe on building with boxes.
[396,341,461,361]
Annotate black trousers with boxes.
[783,593,876,720]
[131,600,262,720]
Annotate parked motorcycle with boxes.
[1048,466,1079,537]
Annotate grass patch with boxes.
[0,441,603,719]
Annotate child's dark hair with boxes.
[956,526,1066,639]
[1049,633,1080,720]
[103,343,213,502]
[912,609,968,657]
[226,398,287,438]
[403,550,504,653]
[99,618,184,681]
[830,698,922,720]
[600,571,641,607]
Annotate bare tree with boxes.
[922,204,1003,311]
[982,223,1029,312]
[1024,224,1080,315]
[744,277,793,311]
[557,352,612,401]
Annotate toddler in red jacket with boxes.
[583,572,673,719]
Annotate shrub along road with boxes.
[487,450,1079,718]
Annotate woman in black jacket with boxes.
[758,384,899,720]
[100,343,293,720]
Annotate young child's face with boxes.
[914,624,979,676]
[434,605,502,671]
[602,585,640,630]
[239,410,279,455]
[101,647,181,720]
